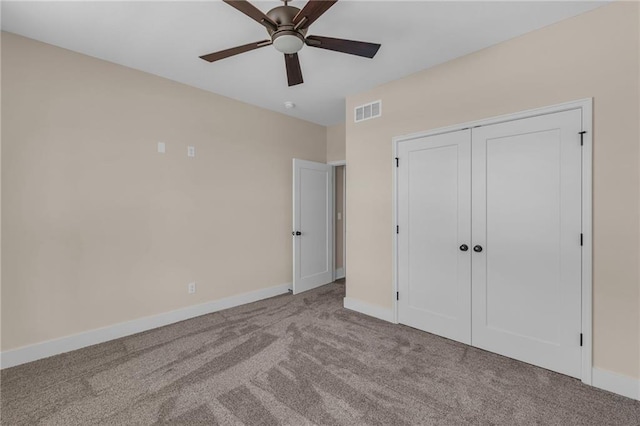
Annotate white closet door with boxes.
[471,109,583,378]
[398,130,471,344]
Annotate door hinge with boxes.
[395,157,399,167]
[579,131,586,146]
[580,333,583,347]
[396,225,399,234]
[580,233,583,246]
[396,291,399,301]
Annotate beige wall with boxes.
[1,33,326,351]
[346,2,640,379]
[326,123,346,163]
[335,166,344,270]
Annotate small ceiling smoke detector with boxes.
[284,101,296,109]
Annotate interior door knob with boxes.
[459,244,469,252]
[473,245,483,253]
[292,231,302,236]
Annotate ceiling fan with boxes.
[200,0,381,87]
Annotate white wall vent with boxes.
[354,100,382,123]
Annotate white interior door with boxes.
[293,159,334,294]
[471,109,583,378]
[397,130,472,344]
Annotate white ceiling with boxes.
[1,1,605,126]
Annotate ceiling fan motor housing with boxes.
[267,5,307,54]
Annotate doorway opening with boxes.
[334,164,346,281]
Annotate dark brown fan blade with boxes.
[284,53,303,86]
[292,0,338,30]
[223,0,278,30]
[305,35,380,58]
[200,40,271,63]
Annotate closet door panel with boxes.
[471,109,582,378]
[398,130,471,344]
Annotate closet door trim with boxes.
[391,98,592,384]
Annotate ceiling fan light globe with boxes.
[273,33,305,54]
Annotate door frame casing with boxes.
[391,98,593,385]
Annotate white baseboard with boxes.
[1,283,291,369]
[5,288,638,403]
[592,367,640,401]
[343,297,394,323]
[335,268,345,279]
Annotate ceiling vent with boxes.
[354,100,382,123]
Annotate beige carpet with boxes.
[1,282,639,425]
